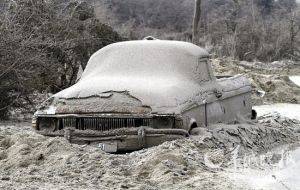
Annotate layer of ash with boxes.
[0,114,299,190]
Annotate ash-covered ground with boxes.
[0,113,299,190]
[1,59,300,190]
[211,59,300,105]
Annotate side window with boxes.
[193,58,211,83]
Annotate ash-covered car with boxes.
[33,39,254,152]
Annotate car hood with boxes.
[53,76,211,114]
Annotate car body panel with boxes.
[33,39,253,152]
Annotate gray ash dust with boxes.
[0,114,299,190]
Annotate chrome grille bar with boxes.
[49,117,152,132]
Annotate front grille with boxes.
[39,117,152,132]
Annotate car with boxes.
[33,39,254,152]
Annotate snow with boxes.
[289,76,300,87]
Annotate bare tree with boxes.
[192,0,201,43]
[0,0,123,119]
[289,11,299,59]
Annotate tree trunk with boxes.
[289,12,296,58]
[192,0,201,44]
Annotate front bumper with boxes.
[38,127,188,152]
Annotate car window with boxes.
[193,58,211,83]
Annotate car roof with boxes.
[81,39,209,81]
[54,40,210,114]
[86,40,209,72]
